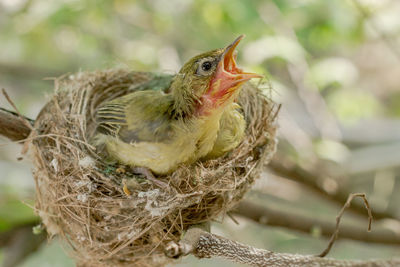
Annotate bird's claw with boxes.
[132,167,168,188]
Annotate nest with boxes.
[29,69,278,266]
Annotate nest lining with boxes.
[30,69,278,267]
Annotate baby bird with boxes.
[93,35,262,183]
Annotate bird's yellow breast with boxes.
[101,109,223,174]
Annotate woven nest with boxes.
[29,69,278,266]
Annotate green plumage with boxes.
[93,44,249,174]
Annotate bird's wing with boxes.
[95,73,174,138]
[96,99,129,136]
[129,73,175,93]
[96,90,175,143]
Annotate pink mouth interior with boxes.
[223,50,243,75]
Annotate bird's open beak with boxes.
[206,35,263,105]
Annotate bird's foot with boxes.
[131,167,168,188]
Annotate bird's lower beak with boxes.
[207,35,263,103]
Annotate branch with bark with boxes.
[0,107,33,141]
[165,227,400,267]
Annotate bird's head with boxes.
[171,35,262,117]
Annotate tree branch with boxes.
[165,227,400,267]
[267,152,398,221]
[235,200,400,246]
[0,61,62,79]
[0,107,33,141]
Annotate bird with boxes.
[93,35,262,186]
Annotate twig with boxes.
[235,200,399,245]
[0,107,33,141]
[165,227,399,267]
[318,193,373,257]
[2,89,34,130]
[227,212,240,225]
[268,152,398,220]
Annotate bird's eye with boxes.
[201,61,212,71]
[196,57,216,76]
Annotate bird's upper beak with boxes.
[204,35,263,108]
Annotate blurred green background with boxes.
[0,0,399,266]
